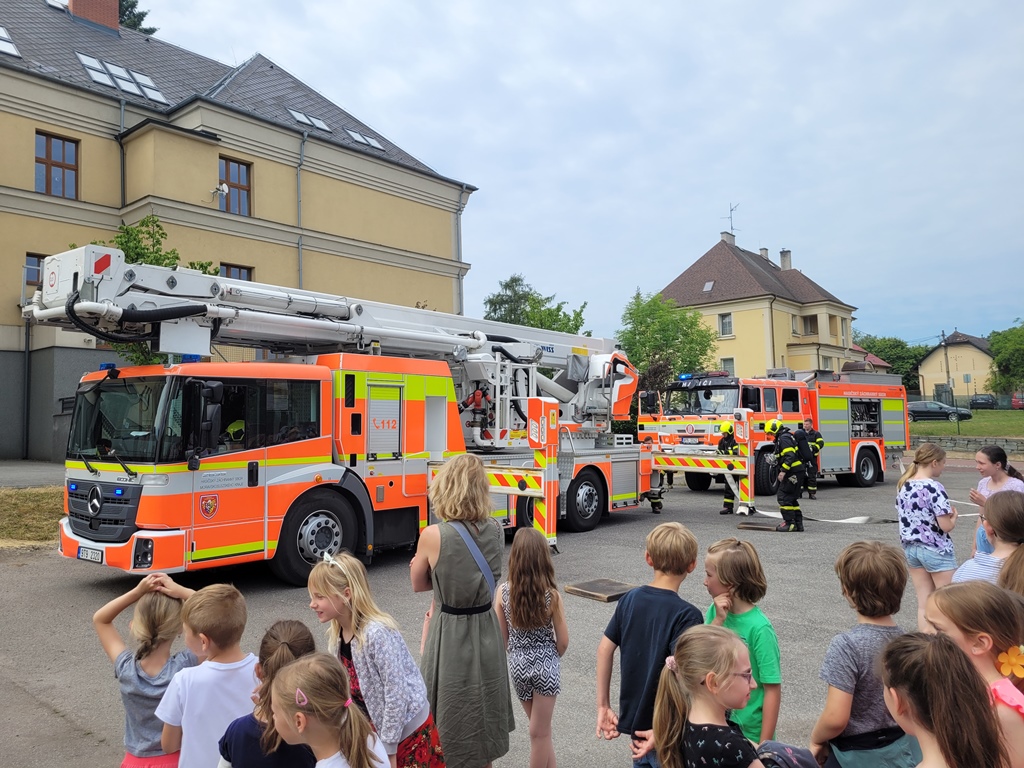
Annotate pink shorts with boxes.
[121,752,180,768]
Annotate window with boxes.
[791,316,800,336]
[702,281,714,292]
[75,53,169,103]
[215,379,320,453]
[0,25,20,58]
[821,355,834,371]
[840,318,848,346]
[781,388,800,413]
[802,316,818,335]
[344,128,384,149]
[219,157,251,216]
[25,253,43,286]
[763,388,778,412]
[718,313,733,337]
[720,357,735,376]
[741,386,761,411]
[220,263,254,281]
[35,132,78,199]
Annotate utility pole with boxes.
[940,330,961,435]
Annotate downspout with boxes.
[116,99,126,209]
[767,295,776,368]
[22,317,30,459]
[296,131,308,289]
[455,184,469,315]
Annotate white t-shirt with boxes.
[155,654,258,768]
[314,734,389,768]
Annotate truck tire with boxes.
[754,450,780,496]
[516,496,535,533]
[563,469,605,533]
[854,451,880,487]
[271,489,358,585]
[684,472,713,492]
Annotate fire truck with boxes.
[638,369,909,497]
[25,246,660,584]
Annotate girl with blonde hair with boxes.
[411,453,515,768]
[953,490,1024,588]
[309,552,442,768]
[895,442,958,630]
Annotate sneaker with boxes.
[776,522,796,532]
[719,507,732,515]
[795,522,805,532]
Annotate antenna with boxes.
[721,203,740,233]
[207,183,229,202]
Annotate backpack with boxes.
[793,428,815,464]
[757,742,818,768]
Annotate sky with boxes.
[143,0,1023,345]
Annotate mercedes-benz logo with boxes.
[88,486,104,517]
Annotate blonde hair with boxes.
[308,551,398,651]
[272,653,383,768]
[646,522,698,576]
[180,584,247,648]
[508,527,558,630]
[256,620,317,753]
[898,442,946,487]
[654,625,745,768]
[985,491,1024,595]
[130,591,184,661]
[834,541,907,618]
[706,538,767,604]
[428,454,491,522]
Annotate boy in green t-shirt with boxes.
[703,538,781,742]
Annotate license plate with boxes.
[77,546,102,564]
[682,437,700,444]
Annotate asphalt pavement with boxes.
[0,461,986,767]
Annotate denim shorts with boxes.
[903,542,956,573]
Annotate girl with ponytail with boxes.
[93,573,198,768]
[217,620,318,767]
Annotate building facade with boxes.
[0,0,474,460]
[917,331,994,401]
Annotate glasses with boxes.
[978,514,986,522]
[732,671,754,685]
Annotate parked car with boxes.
[1013,393,1024,410]
[908,400,973,422]
[969,393,997,410]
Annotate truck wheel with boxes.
[516,496,535,532]
[754,450,780,496]
[563,469,605,533]
[854,452,879,487]
[271,489,358,585]
[684,472,713,492]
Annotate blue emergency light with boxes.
[69,483,78,491]
[99,362,116,370]
[115,488,124,496]
[677,373,693,381]
[181,354,201,363]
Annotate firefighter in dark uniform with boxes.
[766,418,805,532]
[717,420,740,514]
[801,417,824,499]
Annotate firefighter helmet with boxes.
[765,418,782,436]
[719,421,734,436]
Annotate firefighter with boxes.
[801,417,824,499]
[766,418,805,532]
[717,420,740,514]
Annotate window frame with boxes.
[720,357,736,376]
[218,156,252,217]
[219,263,255,282]
[24,253,44,287]
[35,131,79,200]
[718,312,733,338]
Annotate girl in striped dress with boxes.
[494,528,569,768]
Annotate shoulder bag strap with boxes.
[449,521,496,599]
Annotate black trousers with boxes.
[777,470,805,524]
[803,464,818,493]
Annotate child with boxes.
[93,573,197,768]
[270,653,388,768]
[494,527,570,768]
[310,552,443,768]
[895,442,958,630]
[880,632,1010,768]
[968,446,1024,555]
[596,521,703,767]
[652,624,764,768]
[809,541,921,768]
[155,584,259,768]
[953,490,1024,587]
[217,619,318,768]
[703,538,781,742]
[925,582,1024,768]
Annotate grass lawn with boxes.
[0,486,63,542]
[910,409,1024,438]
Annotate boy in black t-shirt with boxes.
[596,522,702,767]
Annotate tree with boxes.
[617,290,717,395]
[852,331,929,391]
[483,274,587,334]
[987,320,1024,394]
[119,0,157,34]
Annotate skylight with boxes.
[288,108,331,132]
[310,117,330,132]
[288,108,313,126]
[0,26,20,58]
[45,0,67,9]
[703,281,715,292]
[76,53,169,104]
[365,136,384,149]
[345,129,369,144]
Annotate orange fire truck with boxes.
[25,246,660,584]
[638,369,909,498]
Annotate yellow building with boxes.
[0,0,474,460]
[916,331,994,401]
[660,232,860,377]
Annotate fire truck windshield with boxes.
[663,385,739,415]
[67,377,183,464]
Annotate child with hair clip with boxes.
[953,490,1024,588]
[895,442,958,631]
[494,527,569,768]
[925,582,1024,768]
[92,573,197,768]
[309,552,443,768]
[703,538,782,743]
[880,632,1011,768]
[270,653,387,768]
[217,619,318,768]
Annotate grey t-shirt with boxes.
[819,623,903,738]
[115,648,197,756]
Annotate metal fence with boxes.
[906,392,1018,409]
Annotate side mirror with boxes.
[200,402,222,453]
[644,392,659,410]
[187,454,201,471]
[201,380,223,405]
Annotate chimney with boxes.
[779,249,792,270]
[720,231,735,246]
[759,247,769,259]
[69,0,120,31]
